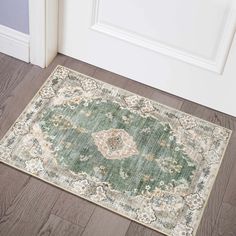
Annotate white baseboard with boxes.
[0,24,29,62]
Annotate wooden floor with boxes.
[0,53,236,236]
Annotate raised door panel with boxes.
[92,0,236,72]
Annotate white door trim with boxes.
[29,0,59,68]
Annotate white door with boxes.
[58,0,236,116]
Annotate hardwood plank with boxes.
[223,152,236,206]
[180,101,236,130]
[123,78,156,98]
[0,54,22,74]
[212,203,236,236]
[0,178,61,236]
[63,55,97,77]
[150,90,183,110]
[37,214,84,236]
[0,57,31,99]
[0,164,29,219]
[0,54,68,139]
[0,55,17,83]
[0,66,37,138]
[0,53,5,60]
[126,222,164,236]
[180,101,236,236]
[51,192,95,227]
[82,207,130,236]
[94,68,129,89]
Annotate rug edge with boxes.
[60,65,232,134]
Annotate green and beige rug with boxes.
[0,66,231,236]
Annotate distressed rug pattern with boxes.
[0,66,231,236]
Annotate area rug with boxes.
[0,66,231,236]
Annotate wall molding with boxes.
[91,0,236,74]
[0,24,29,62]
[29,0,58,68]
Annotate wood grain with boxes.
[0,178,61,236]
[0,164,29,219]
[81,207,130,236]
[0,60,31,100]
[0,56,26,93]
[0,54,68,139]
[94,67,129,89]
[180,101,236,130]
[125,79,156,99]
[150,90,183,110]
[126,222,164,236]
[0,53,5,60]
[37,214,84,236]
[223,153,236,206]
[64,56,97,77]
[51,192,95,227]
[212,203,236,236]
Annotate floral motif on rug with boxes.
[0,66,231,236]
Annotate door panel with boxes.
[93,0,234,70]
[58,0,236,116]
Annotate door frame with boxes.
[29,0,58,68]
